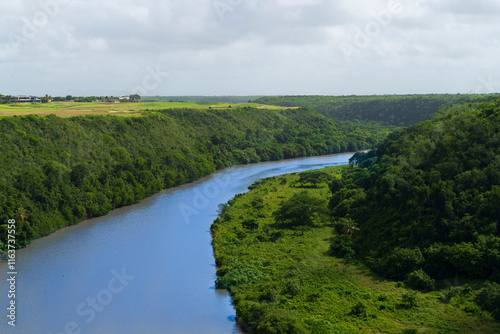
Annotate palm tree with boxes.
[340,218,359,235]
[15,207,27,223]
[42,94,51,103]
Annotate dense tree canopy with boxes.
[329,96,500,282]
[274,191,327,228]
[0,106,392,248]
[253,95,478,126]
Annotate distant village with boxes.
[0,94,141,104]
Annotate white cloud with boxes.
[0,0,499,96]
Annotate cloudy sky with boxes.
[1,0,499,96]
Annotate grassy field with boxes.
[211,166,500,333]
[0,101,292,117]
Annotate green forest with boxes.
[0,106,392,248]
[212,169,500,333]
[253,95,477,126]
[212,96,500,333]
[330,96,500,281]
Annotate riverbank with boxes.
[211,166,500,333]
[0,107,395,249]
[0,153,358,333]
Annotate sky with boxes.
[1,0,499,97]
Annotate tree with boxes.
[274,191,327,227]
[297,171,332,187]
[475,282,500,321]
[334,217,359,235]
[70,164,89,187]
[0,95,11,104]
[377,248,425,280]
[41,94,51,103]
[242,218,259,230]
[349,150,377,167]
[405,269,435,291]
[15,207,28,223]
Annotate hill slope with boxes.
[330,96,500,281]
[253,95,479,126]
[212,168,500,333]
[0,107,392,248]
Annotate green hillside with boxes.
[253,95,480,126]
[212,168,500,333]
[211,96,500,333]
[0,107,392,248]
[330,95,500,280]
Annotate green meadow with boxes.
[212,167,500,333]
[0,101,290,117]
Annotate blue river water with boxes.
[0,152,354,334]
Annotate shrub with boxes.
[242,218,260,230]
[260,286,280,303]
[463,302,482,315]
[377,294,389,302]
[251,197,265,210]
[441,287,461,303]
[257,310,308,334]
[215,264,265,290]
[378,248,425,280]
[405,269,435,291]
[283,280,301,297]
[402,329,418,334]
[265,228,285,242]
[236,301,269,333]
[475,281,500,321]
[460,284,473,297]
[329,234,355,259]
[401,291,419,309]
[349,301,368,317]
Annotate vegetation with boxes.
[0,106,392,248]
[0,100,291,118]
[329,96,500,279]
[327,95,500,320]
[296,171,333,187]
[212,96,500,332]
[273,191,328,228]
[211,168,500,333]
[253,95,482,126]
[142,96,265,103]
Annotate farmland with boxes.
[0,101,291,117]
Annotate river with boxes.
[0,152,354,334]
